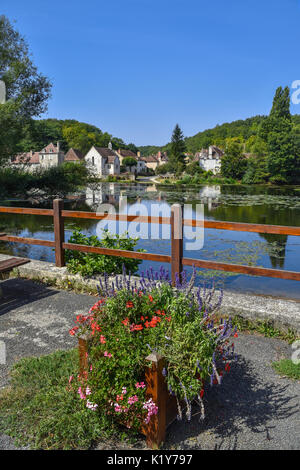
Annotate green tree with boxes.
[0,15,51,165]
[169,124,186,173]
[260,86,299,183]
[122,156,137,167]
[221,138,247,179]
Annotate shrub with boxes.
[65,228,145,277]
[69,268,237,429]
[0,162,89,198]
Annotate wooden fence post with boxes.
[78,335,89,375]
[171,204,183,286]
[143,352,167,449]
[53,198,65,267]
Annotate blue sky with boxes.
[2,0,300,145]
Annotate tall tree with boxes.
[261,86,299,183]
[221,138,247,180]
[169,124,186,173]
[0,15,51,165]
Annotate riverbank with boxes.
[1,254,299,334]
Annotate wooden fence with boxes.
[0,199,300,284]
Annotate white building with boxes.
[84,144,120,177]
[11,142,65,171]
[196,146,224,175]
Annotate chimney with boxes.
[137,151,141,157]
[157,151,161,160]
[108,141,112,150]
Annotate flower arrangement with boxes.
[69,266,237,432]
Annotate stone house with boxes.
[11,142,65,171]
[196,146,224,175]
[84,144,120,177]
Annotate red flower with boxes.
[126,301,134,308]
[122,318,129,326]
[69,326,79,336]
[200,389,204,398]
[134,324,143,331]
[225,363,231,372]
[148,295,153,302]
[234,333,238,338]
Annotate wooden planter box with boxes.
[78,336,179,449]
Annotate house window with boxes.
[92,157,95,166]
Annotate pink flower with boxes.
[104,351,112,358]
[135,382,146,389]
[86,387,91,396]
[78,387,86,400]
[86,400,98,411]
[128,395,139,405]
[100,335,106,344]
[143,398,158,423]
[122,387,127,394]
[69,375,73,384]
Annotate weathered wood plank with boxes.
[182,257,300,281]
[0,235,55,247]
[63,242,171,263]
[0,257,29,273]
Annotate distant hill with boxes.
[139,114,300,156]
[17,118,139,156]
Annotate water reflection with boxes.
[0,183,299,299]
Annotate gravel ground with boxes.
[0,278,299,450]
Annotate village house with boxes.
[84,143,120,176]
[195,145,224,174]
[11,142,65,171]
[140,151,168,172]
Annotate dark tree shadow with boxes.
[164,355,299,449]
[0,278,58,316]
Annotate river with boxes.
[0,182,299,299]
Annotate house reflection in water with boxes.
[197,185,221,211]
[85,184,121,210]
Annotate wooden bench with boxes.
[0,257,30,274]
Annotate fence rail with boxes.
[0,199,300,283]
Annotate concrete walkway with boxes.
[0,278,299,450]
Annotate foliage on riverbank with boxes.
[157,173,238,186]
[65,228,144,276]
[0,162,89,199]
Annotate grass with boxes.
[0,349,118,449]
[272,359,300,380]
[229,315,299,344]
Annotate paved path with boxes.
[0,278,299,450]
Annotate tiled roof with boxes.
[40,142,59,153]
[65,148,84,161]
[140,155,158,163]
[117,149,137,157]
[106,156,117,164]
[11,151,40,164]
[94,146,117,158]
[211,146,224,157]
